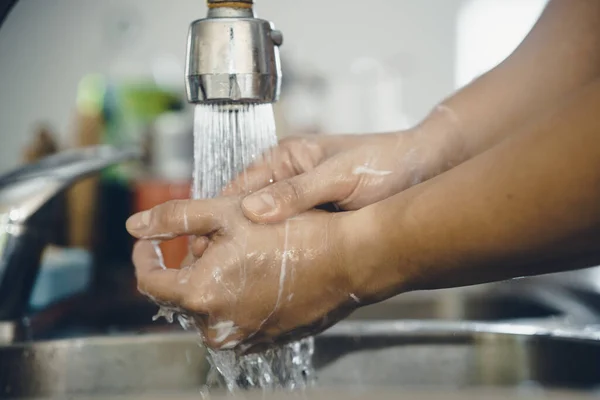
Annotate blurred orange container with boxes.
[133,179,192,269]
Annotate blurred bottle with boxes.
[133,111,193,270]
[320,57,410,134]
[92,8,186,282]
[277,56,327,137]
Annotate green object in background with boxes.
[77,75,184,184]
[76,74,107,116]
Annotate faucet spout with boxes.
[0,145,140,322]
[185,0,283,104]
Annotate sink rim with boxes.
[1,320,600,398]
[3,320,600,350]
[327,320,600,342]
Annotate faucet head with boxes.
[185,1,283,104]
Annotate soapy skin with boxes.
[222,130,459,223]
[128,197,355,351]
[223,0,600,227]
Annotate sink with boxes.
[348,280,598,322]
[1,280,597,398]
[1,321,600,398]
[22,280,599,342]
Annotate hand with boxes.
[126,197,359,353]
[224,126,458,224]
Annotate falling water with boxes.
[190,103,316,392]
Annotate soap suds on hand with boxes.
[352,166,393,177]
[211,320,239,344]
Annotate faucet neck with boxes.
[206,0,255,18]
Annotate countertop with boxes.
[60,388,598,400]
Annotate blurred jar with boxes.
[133,180,191,269]
[150,111,194,181]
[133,111,193,270]
[277,57,327,137]
[320,57,410,134]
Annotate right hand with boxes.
[127,196,363,352]
[223,128,457,223]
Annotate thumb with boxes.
[241,161,355,223]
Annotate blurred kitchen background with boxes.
[0,0,551,310]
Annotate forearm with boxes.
[418,0,600,166]
[345,78,600,301]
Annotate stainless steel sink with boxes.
[21,280,599,343]
[1,321,600,398]
[348,280,598,322]
[0,279,597,398]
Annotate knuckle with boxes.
[279,137,296,145]
[276,145,299,178]
[156,200,184,230]
[180,296,205,314]
[276,179,303,203]
[181,289,215,315]
[136,279,153,299]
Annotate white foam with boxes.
[178,266,193,284]
[183,203,190,232]
[152,306,175,323]
[220,340,241,350]
[352,166,393,177]
[142,233,177,241]
[211,320,239,344]
[151,240,167,270]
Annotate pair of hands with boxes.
[127,130,435,352]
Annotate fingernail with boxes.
[243,193,276,216]
[127,211,151,232]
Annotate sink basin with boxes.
[1,280,597,398]
[22,280,598,343]
[348,281,598,322]
[1,321,600,398]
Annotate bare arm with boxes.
[346,78,600,300]
[422,0,600,166]
[227,0,600,224]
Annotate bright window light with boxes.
[456,0,548,88]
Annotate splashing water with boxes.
[192,103,277,200]
[153,103,316,393]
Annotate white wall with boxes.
[0,0,465,174]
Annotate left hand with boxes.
[126,197,359,353]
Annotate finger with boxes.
[190,236,210,258]
[126,198,227,239]
[222,139,324,196]
[180,251,196,268]
[133,241,187,305]
[241,158,356,223]
[221,148,295,196]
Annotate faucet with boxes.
[185,0,283,105]
[0,146,139,323]
[0,0,281,325]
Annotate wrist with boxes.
[335,205,415,305]
[406,103,469,181]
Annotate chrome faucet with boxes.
[0,145,139,322]
[185,0,283,105]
